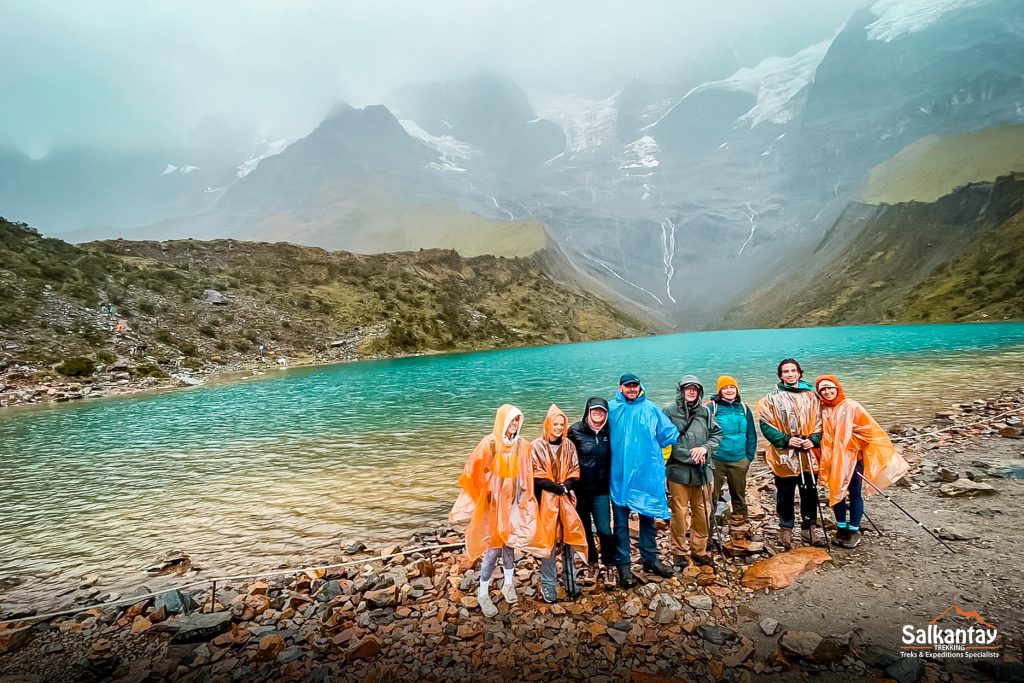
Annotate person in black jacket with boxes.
[567,397,616,590]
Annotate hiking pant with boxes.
[712,458,750,521]
[668,480,711,558]
[539,547,559,591]
[479,546,515,582]
[612,503,659,567]
[833,461,865,530]
[575,492,616,566]
[775,474,818,530]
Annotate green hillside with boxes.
[0,218,653,376]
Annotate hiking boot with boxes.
[600,565,617,591]
[578,564,597,587]
[672,554,689,570]
[837,530,862,549]
[540,583,558,604]
[617,565,636,589]
[834,527,851,545]
[692,553,715,568]
[729,514,752,541]
[642,560,676,578]
[477,588,498,618]
[779,527,794,550]
[809,526,827,547]
[500,580,518,605]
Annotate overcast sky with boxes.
[1,0,867,157]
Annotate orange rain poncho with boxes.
[756,384,822,478]
[529,405,588,555]
[815,375,909,507]
[449,404,542,560]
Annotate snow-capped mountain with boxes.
[4,0,1021,327]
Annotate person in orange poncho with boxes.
[756,358,825,549]
[450,404,540,618]
[815,375,909,549]
[531,404,589,603]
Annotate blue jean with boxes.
[612,503,659,567]
[833,461,865,530]
[575,492,615,565]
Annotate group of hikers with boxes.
[450,358,909,617]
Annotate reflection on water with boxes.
[2,322,1024,610]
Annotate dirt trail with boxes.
[740,418,1024,681]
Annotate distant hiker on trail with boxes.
[757,359,825,550]
[567,397,617,590]
[707,375,758,542]
[815,375,910,549]
[450,404,541,618]
[531,404,588,603]
[608,373,680,586]
[663,375,722,569]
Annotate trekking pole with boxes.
[861,509,884,537]
[799,450,831,552]
[562,543,579,598]
[855,471,955,554]
[699,469,725,563]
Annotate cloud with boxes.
[0,0,865,156]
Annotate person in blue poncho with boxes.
[608,373,680,587]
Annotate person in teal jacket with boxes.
[707,375,757,540]
[608,373,680,586]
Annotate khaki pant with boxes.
[668,480,711,558]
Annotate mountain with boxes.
[3,0,1023,328]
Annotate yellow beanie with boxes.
[717,375,739,393]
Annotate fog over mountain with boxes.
[3,0,1023,328]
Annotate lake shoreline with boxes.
[5,319,1024,411]
[2,386,1022,680]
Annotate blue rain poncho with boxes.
[608,385,680,519]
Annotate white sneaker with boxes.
[500,581,518,605]
[477,588,498,618]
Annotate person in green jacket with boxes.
[663,375,723,568]
[756,359,825,549]
[707,375,757,540]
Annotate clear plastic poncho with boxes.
[756,384,822,478]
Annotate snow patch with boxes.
[162,163,201,176]
[621,136,660,170]
[867,0,986,42]
[237,139,290,178]
[531,93,618,157]
[685,39,833,128]
[399,119,474,173]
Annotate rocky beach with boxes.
[2,390,1022,682]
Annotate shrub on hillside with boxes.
[56,356,97,377]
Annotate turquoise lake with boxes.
[3,322,1024,610]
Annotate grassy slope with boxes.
[0,218,653,373]
[895,204,1024,322]
[860,124,1024,205]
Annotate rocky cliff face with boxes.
[722,173,1024,327]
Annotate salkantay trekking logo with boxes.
[901,605,1000,659]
